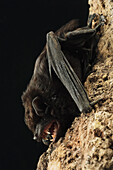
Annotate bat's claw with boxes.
[88,13,106,31]
[99,14,106,25]
[90,98,103,107]
[87,13,97,28]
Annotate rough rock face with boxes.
[37,0,113,169]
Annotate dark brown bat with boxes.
[22,14,103,145]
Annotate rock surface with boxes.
[37,0,113,169]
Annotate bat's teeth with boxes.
[52,135,55,139]
[45,138,48,141]
[46,134,53,140]
[47,131,51,134]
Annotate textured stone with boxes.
[37,1,113,169]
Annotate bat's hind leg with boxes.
[62,14,105,47]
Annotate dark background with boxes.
[0,0,88,170]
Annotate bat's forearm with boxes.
[46,31,92,113]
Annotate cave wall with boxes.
[37,0,113,169]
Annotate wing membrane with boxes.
[46,31,92,112]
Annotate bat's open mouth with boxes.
[41,120,60,145]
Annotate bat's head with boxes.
[31,96,60,145]
[22,85,76,145]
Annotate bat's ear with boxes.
[32,96,46,117]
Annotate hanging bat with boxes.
[22,14,103,145]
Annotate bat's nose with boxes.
[33,133,39,141]
[33,132,42,142]
[33,135,37,140]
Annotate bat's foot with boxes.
[88,13,106,30]
[99,15,106,25]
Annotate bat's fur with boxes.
[22,19,98,144]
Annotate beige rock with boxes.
[37,1,113,169]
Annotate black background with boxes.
[0,0,88,170]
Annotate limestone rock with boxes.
[37,1,113,169]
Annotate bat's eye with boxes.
[32,96,46,117]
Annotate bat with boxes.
[22,14,103,145]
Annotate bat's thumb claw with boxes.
[90,97,103,107]
[46,31,55,42]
